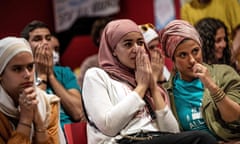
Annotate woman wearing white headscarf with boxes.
[0,37,66,143]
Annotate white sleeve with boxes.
[155,105,180,133]
[82,68,145,136]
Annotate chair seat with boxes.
[64,121,87,144]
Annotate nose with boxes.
[132,43,140,52]
[189,54,196,65]
[220,39,226,48]
[23,68,31,79]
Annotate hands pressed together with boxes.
[135,47,165,95]
[33,43,54,77]
[18,86,47,136]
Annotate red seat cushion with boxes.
[64,121,87,144]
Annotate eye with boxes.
[32,36,42,42]
[192,48,199,55]
[137,40,145,46]
[46,35,51,41]
[124,42,133,49]
[12,66,22,72]
[179,52,187,58]
[27,64,34,71]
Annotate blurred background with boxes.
[0,0,183,71]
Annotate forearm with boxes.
[48,74,82,121]
[16,122,32,138]
[151,83,166,110]
[208,83,240,122]
[156,106,180,133]
[215,95,240,122]
[85,90,145,136]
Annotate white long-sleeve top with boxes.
[82,68,179,144]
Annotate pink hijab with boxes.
[98,19,169,118]
[159,19,202,59]
[98,19,141,84]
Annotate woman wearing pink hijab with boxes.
[160,19,240,143]
[82,19,217,144]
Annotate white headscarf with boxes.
[0,37,32,74]
[0,37,65,143]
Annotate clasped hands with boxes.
[34,43,54,76]
[135,47,164,90]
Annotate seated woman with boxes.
[231,24,240,74]
[82,19,217,144]
[159,19,240,142]
[138,23,171,82]
[0,37,65,143]
[195,17,232,65]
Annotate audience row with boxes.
[0,16,240,143]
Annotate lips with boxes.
[21,82,33,88]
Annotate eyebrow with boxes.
[11,62,34,67]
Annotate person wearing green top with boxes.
[159,19,240,143]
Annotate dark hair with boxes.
[91,17,113,47]
[195,17,231,65]
[20,20,50,40]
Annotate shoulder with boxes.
[54,65,75,76]
[80,55,99,71]
[85,67,109,79]
[83,54,98,63]
[206,64,240,81]
[54,65,72,72]
[206,64,236,73]
[84,67,116,86]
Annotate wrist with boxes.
[35,126,47,133]
[19,121,32,128]
[135,84,148,98]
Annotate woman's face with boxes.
[173,39,203,81]
[214,27,226,60]
[148,38,160,50]
[232,29,240,71]
[113,32,145,69]
[0,52,35,101]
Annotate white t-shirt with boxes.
[82,68,179,144]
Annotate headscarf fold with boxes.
[159,19,202,59]
[98,19,169,119]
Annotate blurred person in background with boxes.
[78,17,113,87]
[20,20,85,131]
[50,35,61,65]
[139,23,170,83]
[181,0,240,40]
[231,24,240,74]
[195,17,232,65]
